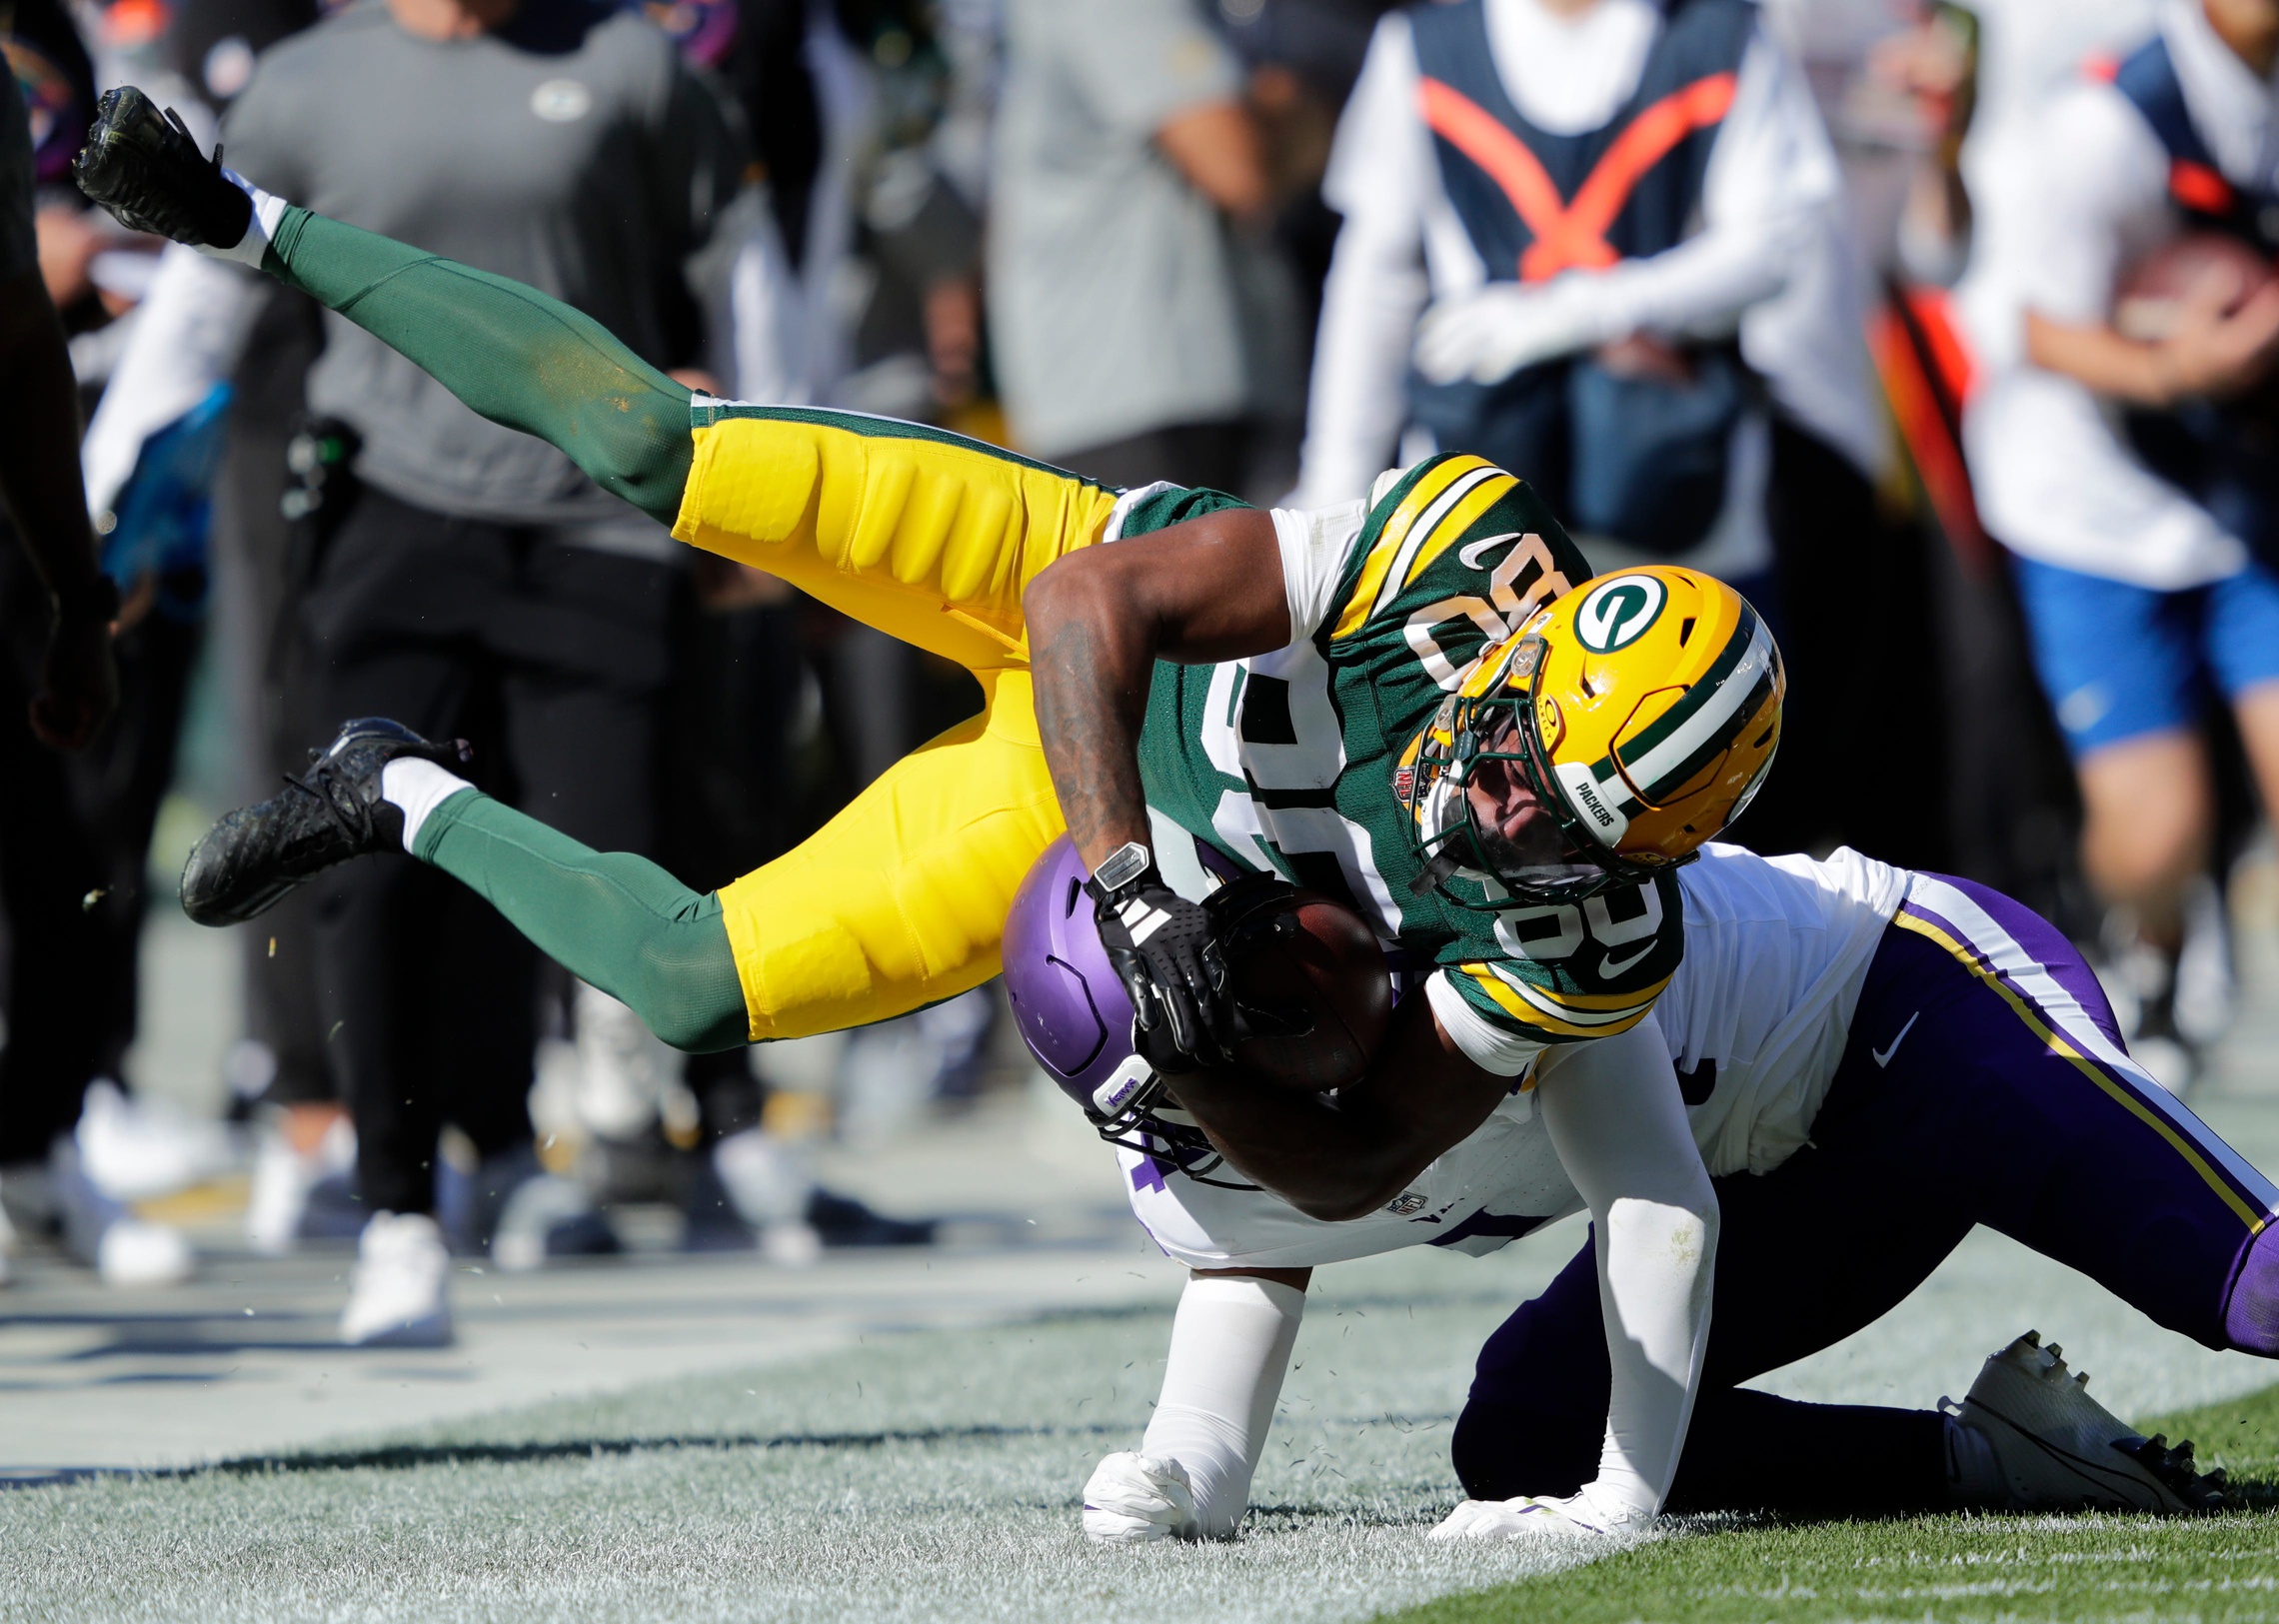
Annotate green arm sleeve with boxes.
[264,207,694,527]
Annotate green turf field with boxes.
[3,1250,2274,1623]
[1378,1381,2279,1624]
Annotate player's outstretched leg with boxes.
[75,86,694,526]
[181,719,750,1052]
[83,87,1127,1043]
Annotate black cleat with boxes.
[180,720,470,926]
[72,85,253,248]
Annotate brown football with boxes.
[1209,882,1394,1092]
[2114,232,2277,341]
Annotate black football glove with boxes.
[1090,863,1229,1073]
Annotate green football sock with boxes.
[412,790,749,1053]
[262,207,693,527]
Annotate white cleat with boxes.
[1944,1330,2227,1513]
[1428,1488,1632,1542]
[1083,1451,1199,1544]
[341,1211,454,1346]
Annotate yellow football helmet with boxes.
[1399,566,1784,905]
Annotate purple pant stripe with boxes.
[1899,874,2279,1227]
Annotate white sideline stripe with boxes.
[1909,875,2279,1213]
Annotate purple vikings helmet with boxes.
[1003,834,1252,1187]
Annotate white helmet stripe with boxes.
[1602,618,1779,806]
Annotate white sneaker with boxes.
[341,1212,454,1346]
[1427,1487,1635,1541]
[49,1135,194,1287]
[2173,875,2236,1049]
[75,1078,236,1202]
[712,1128,812,1227]
[573,981,681,1141]
[760,1219,823,1267]
[1943,1330,2226,1512]
[713,1128,820,1266]
[245,1111,356,1255]
[490,1172,603,1272]
[2128,1034,2197,1098]
[97,1219,197,1287]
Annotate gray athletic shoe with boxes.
[1943,1330,2228,1513]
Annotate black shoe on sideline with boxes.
[181,719,470,926]
[73,84,253,248]
[807,1187,937,1248]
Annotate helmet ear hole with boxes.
[1610,686,1690,807]
[1625,748,1728,812]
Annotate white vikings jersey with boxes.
[1118,842,1909,1271]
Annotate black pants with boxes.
[0,544,200,1163]
[1050,420,1251,494]
[214,288,333,1106]
[300,484,680,1215]
[1732,420,1948,869]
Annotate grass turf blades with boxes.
[0,1276,1606,1624]
[1374,1380,2279,1624]
[3,1237,2275,1623]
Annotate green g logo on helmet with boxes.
[1572,574,1667,655]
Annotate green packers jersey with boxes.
[1124,455,1685,1062]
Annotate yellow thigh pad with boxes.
[673,407,1121,673]
[714,669,1069,1041]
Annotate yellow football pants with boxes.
[671,409,1122,1040]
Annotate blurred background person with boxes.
[1959,0,2279,1093]
[1289,0,1899,855]
[97,0,340,1259]
[88,0,749,1340]
[0,0,222,1291]
[990,0,1298,494]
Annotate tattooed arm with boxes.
[1025,508,1289,870]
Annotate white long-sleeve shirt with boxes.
[81,246,265,523]
[1293,0,1861,514]
[1959,0,2276,591]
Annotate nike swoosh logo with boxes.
[1598,941,1656,978]
[1458,532,1524,570]
[1873,1010,1921,1068]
